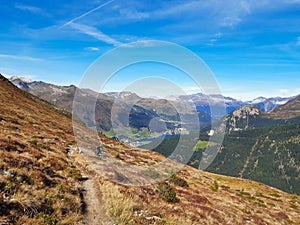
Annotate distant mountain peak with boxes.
[9,75,33,83]
[248,96,267,104]
[247,96,295,112]
[223,105,261,132]
[231,105,261,117]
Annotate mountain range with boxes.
[9,76,212,134]
[10,76,295,121]
[1,73,300,224]
[8,76,297,137]
[169,92,295,118]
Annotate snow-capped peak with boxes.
[247,97,267,104]
[10,76,33,83]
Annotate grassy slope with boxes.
[0,75,84,224]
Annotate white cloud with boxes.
[278,88,300,96]
[15,3,50,17]
[0,70,36,81]
[0,54,42,61]
[214,32,223,38]
[220,16,242,27]
[122,40,170,48]
[119,8,149,20]
[151,0,252,27]
[183,86,202,94]
[218,0,253,27]
[69,23,122,46]
[85,46,100,51]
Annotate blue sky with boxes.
[1,0,300,100]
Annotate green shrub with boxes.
[169,174,189,187]
[38,213,57,225]
[157,182,179,203]
[210,180,219,191]
[66,166,82,180]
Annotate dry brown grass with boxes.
[0,75,83,224]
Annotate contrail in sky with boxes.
[59,0,115,29]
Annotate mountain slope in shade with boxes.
[2,74,300,224]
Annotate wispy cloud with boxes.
[0,54,42,61]
[220,16,242,27]
[60,0,115,28]
[69,23,122,46]
[278,88,300,96]
[15,3,50,17]
[119,8,149,20]
[218,1,252,27]
[123,40,169,48]
[183,86,202,93]
[85,46,100,51]
[151,0,251,26]
[208,32,223,46]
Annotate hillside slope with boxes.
[74,134,300,225]
[1,74,300,224]
[0,74,87,224]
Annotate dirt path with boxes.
[80,172,114,225]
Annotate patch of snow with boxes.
[273,100,289,105]
[10,76,33,83]
[248,97,267,104]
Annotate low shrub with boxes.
[210,180,219,191]
[157,182,179,203]
[169,174,189,187]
